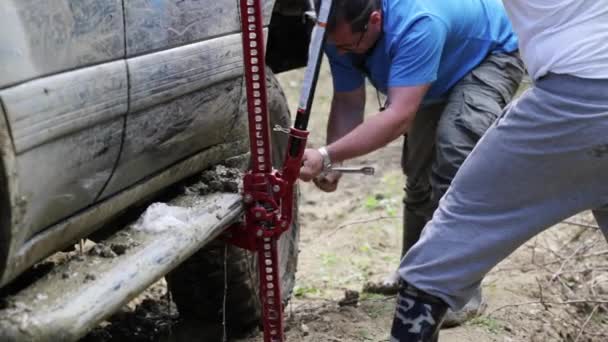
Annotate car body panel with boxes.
[99,76,245,198]
[0,0,125,89]
[0,61,128,241]
[1,62,128,154]
[0,104,18,280]
[128,34,244,113]
[124,0,273,56]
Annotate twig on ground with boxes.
[553,266,608,275]
[288,298,338,318]
[363,295,397,303]
[326,216,398,237]
[551,239,598,282]
[585,332,608,338]
[537,279,549,311]
[565,226,591,244]
[573,305,599,342]
[581,249,608,258]
[540,242,568,262]
[563,219,600,231]
[487,299,608,316]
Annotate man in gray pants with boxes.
[301,0,523,327]
[390,1,608,341]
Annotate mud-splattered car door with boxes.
[0,1,127,242]
[98,0,273,198]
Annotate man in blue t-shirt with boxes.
[300,0,524,331]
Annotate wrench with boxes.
[331,166,375,175]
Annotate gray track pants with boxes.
[401,52,524,255]
[400,73,608,310]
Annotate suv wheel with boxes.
[165,69,299,339]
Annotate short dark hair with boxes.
[316,0,381,33]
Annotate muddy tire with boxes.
[165,69,299,339]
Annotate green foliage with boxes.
[320,252,338,266]
[468,316,502,334]
[359,292,385,301]
[361,302,389,319]
[357,329,374,340]
[293,285,322,298]
[364,195,381,210]
[359,242,372,254]
[385,206,397,217]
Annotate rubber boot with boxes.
[390,283,447,342]
[366,208,429,295]
[401,207,429,257]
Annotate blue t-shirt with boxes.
[327,0,519,101]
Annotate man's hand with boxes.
[299,148,323,182]
[300,148,342,192]
[313,171,342,192]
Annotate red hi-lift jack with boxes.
[225,0,333,341]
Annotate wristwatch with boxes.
[317,146,332,172]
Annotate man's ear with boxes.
[370,10,382,26]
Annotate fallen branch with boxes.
[574,304,599,342]
[581,249,608,258]
[585,332,608,338]
[326,216,398,237]
[563,219,600,230]
[537,280,549,311]
[487,299,608,316]
[550,239,599,282]
[363,294,397,303]
[550,266,608,275]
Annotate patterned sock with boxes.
[390,283,448,342]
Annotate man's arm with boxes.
[327,86,366,144]
[300,84,429,182]
[328,84,428,161]
[313,86,366,192]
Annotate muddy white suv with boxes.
[0,1,310,340]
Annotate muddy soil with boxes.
[81,64,607,342]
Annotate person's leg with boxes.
[431,52,524,326]
[392,74,608,341]
[371,103,444,293]
[401,103,445,256]
[432,52,524,199]
[386,53,524,297]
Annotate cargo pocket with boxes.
[456,90,503,140]
[471,53,524,105]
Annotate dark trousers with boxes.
[401,52,525,256]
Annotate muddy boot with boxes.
[390,283,447,342]
[363,270,401,295]
[401,208,429,257]
[365,209,429,295]
[441,286,486,328]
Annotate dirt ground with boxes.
[83,63,608,342]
